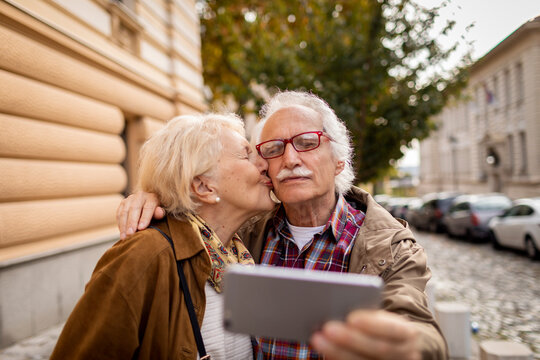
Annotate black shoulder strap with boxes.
[149,226,209,359]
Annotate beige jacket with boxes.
[50,216,212,359]
[239,186,448,360]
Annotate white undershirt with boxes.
[199,282,253,360]
[286,220,326,251]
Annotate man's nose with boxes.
[281,142,301,168]
[255,153,269,173]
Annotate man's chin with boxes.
[274,188,314,205]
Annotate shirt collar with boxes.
[272,194,352,243]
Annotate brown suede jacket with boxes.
[50,216,211,360]
[238,186,448,360]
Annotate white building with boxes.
[418,16,540,199]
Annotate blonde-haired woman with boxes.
[51,113,274,360]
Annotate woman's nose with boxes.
[255,154,269,173]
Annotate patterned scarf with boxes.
[187,213,254,293]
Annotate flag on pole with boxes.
[483,84,495,105]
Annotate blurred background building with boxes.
[0,0,205,347]
[418,16,540,198]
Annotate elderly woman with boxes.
[50,113,274,360]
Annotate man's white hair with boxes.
[253,91,355,195]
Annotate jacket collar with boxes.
[164,215,208,262]
[345,186,416,275]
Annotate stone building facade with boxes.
[418,16,540,199]
[0,0,205,347]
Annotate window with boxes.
[117,0,136,11]
[516,62,524,104]
[520,205,534,216]
[503,68,510,108]
[506,205,522,217]
[109,0,142,55]
[475,86,483,118]
[519,131,528,175]
[510,205,534,217]
[492,75,499,108]
[453,202,470,212]
[507,134,514,175]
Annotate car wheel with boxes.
[525,236,540,260]
[490,231,502,250]
[465,229,473,242]
[446,225,454,238]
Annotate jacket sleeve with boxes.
[50,270,140,360]
[382,239,448,360]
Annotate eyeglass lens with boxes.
[259,132,321,158]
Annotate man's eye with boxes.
[296,137,318,149]
[263,143,282,155]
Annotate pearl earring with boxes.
[215,196,220,203]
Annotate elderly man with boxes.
[117,91,447,360]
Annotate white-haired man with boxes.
[117,91,447,360]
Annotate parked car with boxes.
[443,194,512,241]
[413,192,462,232]
[384,197,418,220]
[373,194,391,209]
[404,198,424,228]
[489,198,540,260]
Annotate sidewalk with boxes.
[1,321,479,360]
[0,323,64,360]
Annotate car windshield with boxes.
[439,198,456,212]
[473,197,512,211]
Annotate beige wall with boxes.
[418,17,540,199]
[0,0,206,261]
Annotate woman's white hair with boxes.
[253,91,355,196]
[137,113,245,218]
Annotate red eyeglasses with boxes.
[255,131,330,159]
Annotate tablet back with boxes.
[223,265,383,342]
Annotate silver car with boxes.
[489,198,540,260]
[443,194,512,241]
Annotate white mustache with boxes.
[276,167,313,181]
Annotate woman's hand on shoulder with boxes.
[116,191,165,239]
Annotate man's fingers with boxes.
[312,313,421,360]
[315,321,396,360]
[346,310,418,343]
[155,206,166,219]
[311,330,367,360]
[137,202,161,230]
[126,197,145,236]
[116,192,162,238]
[116,198,131,239]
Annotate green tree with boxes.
[199,0,470,183]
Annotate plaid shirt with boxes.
[255,195,366,360]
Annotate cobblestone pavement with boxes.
[0,323,63,360]
[415,229,540,359]
[1,229,538,359]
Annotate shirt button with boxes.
[378,259,386,266]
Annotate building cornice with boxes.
[470,15,540,73]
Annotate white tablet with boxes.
[223,264,383,342]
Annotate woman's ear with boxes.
[191,176,218,204]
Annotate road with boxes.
[414,229,540,358]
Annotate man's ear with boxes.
[335,160,345,176]
[191,176,217,204]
